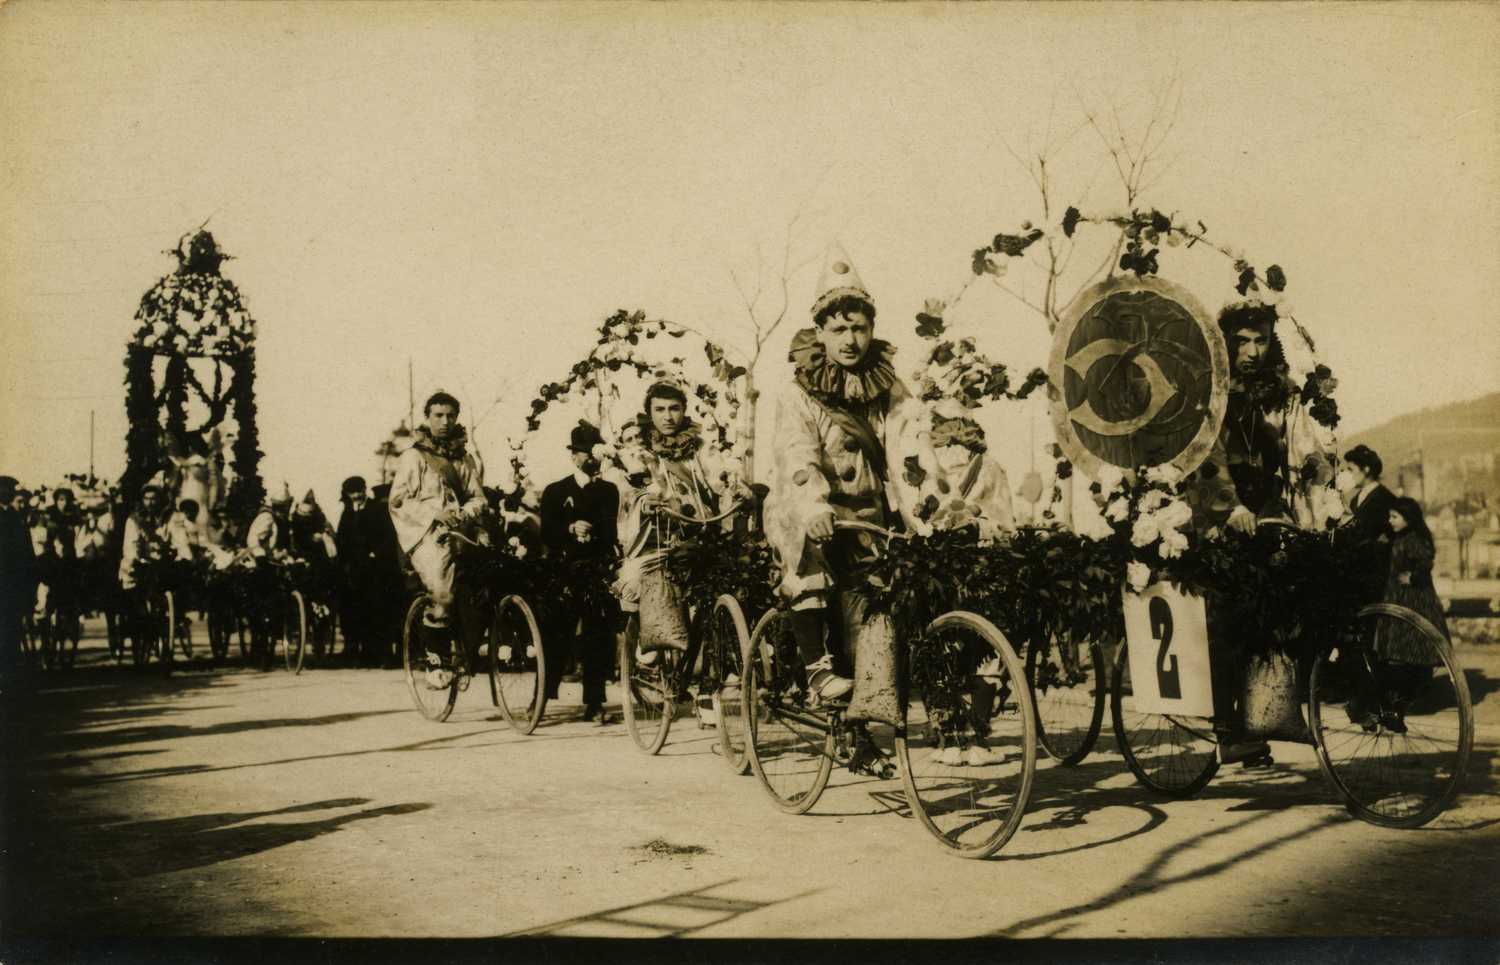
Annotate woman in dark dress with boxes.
[1368,497,1446,715]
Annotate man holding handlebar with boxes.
[389,390,488,690]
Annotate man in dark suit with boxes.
[1338,444,1397,600]
[539,422,620,721]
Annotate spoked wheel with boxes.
[711,595,753,775]
[1026,631,1105,765]
[173,602,193,663]
[490,594,547,734]
[28,613,51,669]
[156,592,176,675]
[106,609,125,664]
[1309,603,1473,829]
[743,609,834,815]
[59,608,80,669]
[899,611,1037,859]
[283,590,307,675]
[401,595,459,722]
[129,603,154,668]
[621,630,679,755]
[208,604,232,663]
[1110,643,1219,797]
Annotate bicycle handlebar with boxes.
[830,519,901,541]
[651,499,748,526]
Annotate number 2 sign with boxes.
[1122,582,1215,717]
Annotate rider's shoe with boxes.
[456,672,471,692]
[1218,739,1271,766]
[423,652,453,691]
[935,744,966,767]
[965,744,1006,767]
[805,655,852,702]
[496,644,513,663]
[635,646,659,667]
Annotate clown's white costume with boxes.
[614,416,739,616]
[762,246,941,611]
[388,424,486,627]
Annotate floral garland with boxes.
[911,300,1050,413]
[959,205,1346,524]
[129,232,256,358]
[503,309,744,505]
[1049,206,1341,431]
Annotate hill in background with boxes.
[1345,391,1500,509]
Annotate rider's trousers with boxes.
[409,533,456,627]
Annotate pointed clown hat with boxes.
[810,242,871,320]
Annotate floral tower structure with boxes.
[121,229,264,527]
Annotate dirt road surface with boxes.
[3,622,1497,941]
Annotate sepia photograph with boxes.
[1,1,1497,956]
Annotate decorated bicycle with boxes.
[612,381,757,760]
[500,309,754,749]
[972,203,1474,828]
[390,391,547,726]
[740,246,1039,859]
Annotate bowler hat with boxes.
[569,421,605,454]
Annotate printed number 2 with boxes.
[1149,596,1182,700]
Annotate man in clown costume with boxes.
[762,244,943,706]
[389,390,488,689]
[615,379,747,665]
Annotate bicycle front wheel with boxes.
[1027,631,1105,765]
[157,591,175,675]
[1309,603,1473,829]
[284,591,307,675]
[1110,643,1219,797]
[711,595,752,776]
[621,631,676,755]
[743,609,834,814]
[899,611,1037,859]
[490,594,546,735]
[402,595,458,722]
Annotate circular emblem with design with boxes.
[1048,275,1228,478]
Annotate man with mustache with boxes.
[540,421,620,722]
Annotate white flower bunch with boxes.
[507,535,528,560]
[1127,560,1153,592]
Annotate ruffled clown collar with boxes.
[789,327,899,411]
[413,423,469,460]
[637,415,703,462]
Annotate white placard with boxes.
[1122,582,1215,718]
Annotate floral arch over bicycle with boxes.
[482,310,755,623]
[496,308,747,512]
[868,203,1359,664]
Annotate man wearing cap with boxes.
[246,487,294,562]
[118,480,172,591]
[0,476,38,673]
[389,390,488,688]
[763,244,941,705]
[539,421,620,721]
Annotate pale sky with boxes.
[2,1,1497,511]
